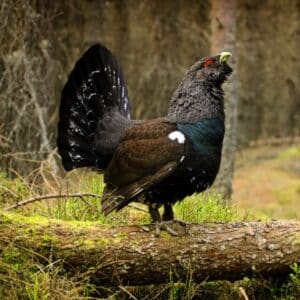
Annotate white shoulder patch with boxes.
[168,131,185,144]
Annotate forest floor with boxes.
[0,144,299,299]
[233,145,300,221]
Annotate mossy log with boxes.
[1,212,300,286]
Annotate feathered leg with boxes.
[148,204,161,222]
[148,204,178,237]
[162,203,174,221]
[163,203,188,226]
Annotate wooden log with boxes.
[1,212,300,286]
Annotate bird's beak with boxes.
[219,52,232,63]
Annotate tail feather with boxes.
[57,44,131,171]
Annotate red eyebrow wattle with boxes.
[204,59,213,68]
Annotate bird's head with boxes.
[188,52,233,85]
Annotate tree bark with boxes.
[211,0,238,199]
[1,212,300,286]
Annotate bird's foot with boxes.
[141,220,187,236]
[154,221,179,237]
[171,219,189,226]
[140,225,151,232]
[140,222,179,236]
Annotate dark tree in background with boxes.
[211,0,238,198]
[0,0,299,197]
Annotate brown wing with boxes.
[101,120,185,215]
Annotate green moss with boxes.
[1,211,52,225]
[292,233,300,246]
[1,210,104,229]
[1,147,300,298]
[112,232,127,243]
[1,246,24,270]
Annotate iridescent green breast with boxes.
[177,118,224,155]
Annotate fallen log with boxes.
[1,212,300,286]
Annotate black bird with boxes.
[57,44,232,234]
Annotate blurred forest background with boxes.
[0,0,299,175]
[0,1,300,298]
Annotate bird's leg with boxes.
[148,204,178,237]
[162,203,174,221]
[162,203,188,226]
[149,204,161,223]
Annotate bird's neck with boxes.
[167,79,225,123]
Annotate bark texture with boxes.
[1,213,300,286]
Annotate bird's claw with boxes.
[140,225,151,232]
[171,219,189,226]
[140,222,179,236]
[154,221,179,237]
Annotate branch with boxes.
[4,193,148,213]
[1,212,300,286]
[4,193,102,211]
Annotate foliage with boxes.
[272,263,300,299]
[0,0,60,175]
[0,145,300,298]
[174,192,239,223]
[0,242,91,299]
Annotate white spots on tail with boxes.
[81,82,88,92]
[180,155,185,162]
[91,70,100,75]
[168,131,185,144]
[69,152,83,162]
[87,92,96,100]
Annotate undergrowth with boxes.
[0,164,300,299]
[0,171,240,225]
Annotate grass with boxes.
[233,145,300,220]
[174,193,239,223]
[0,170,241,225]
[0,144,300,299]
[0,241,90,299]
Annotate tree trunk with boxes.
[1,212,300,286]
[211,0,238,199]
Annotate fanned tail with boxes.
[57,44,131,171]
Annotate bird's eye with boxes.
[203,59,213,68]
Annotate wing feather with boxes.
[101,121,185,215]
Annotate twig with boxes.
[0,150,50,159]
[5,193,102,211]
[78,195,100,213]
[0,185,19,198]
[239,287,249,300]
[118,286,138,300]
[127,203,148,213]
[4,193,148,214]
